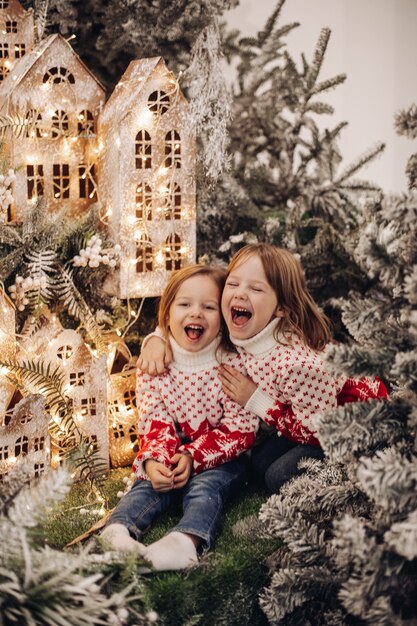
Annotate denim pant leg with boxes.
[172,455,248,551]
[264,444,324,493]
[106,478,174,541]
[251,433,297,480]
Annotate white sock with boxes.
[144,531,199,571]
[101,523,146,556]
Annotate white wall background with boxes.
[224,0,417,192]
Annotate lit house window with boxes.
[6,21,17,33]
[165,233,182,271]
[43,67,75,84]
[135,130,152,169]
[136,238,154,273]
[0,64,9,81]
[165,130,181,168]
[79,164,97,199]
[69,371,85,386]
[26,164,44,199]
[15,436,29,458]
[0,445,8,460]
[25,110,42,138]
[135,182,152,220]
[164,183,181,220]
[112,424,125,439]
[80,397,97,417]
[34,437,45,451]
[147,90,171,116]
[0,43,9,58]
[77,110,95,136]
[51,110,69,139]
[53,164,70,199]
[34,463,45,478]
[14,43,26,58]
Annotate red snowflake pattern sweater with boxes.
[133,335,259,480]
[233,319,387,446]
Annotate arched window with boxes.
[0,1,10,8]
[51,110,69,139]
[135,182,152,220]
[43,67,75,85]
[25,110,42,138]
[15,436,29,458]
[147,90,171,116]
[135,130,152,169]
[136,237,154,273]
[165,130,181,168]
[77,110,95,136]
[165,233,182,271]
[57,345,73,360]
[163,183,181,220]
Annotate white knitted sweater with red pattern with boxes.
[235,319,343,444]
[133,335,259,480]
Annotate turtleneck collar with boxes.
[170,334,222,371]
[230,318,287,356]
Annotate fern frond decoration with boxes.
[70,439,109,495]
[54,266,108,354]
[0,114,32,140]
[0,357,108,502]
[0,357,70,422]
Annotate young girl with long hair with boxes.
[102,265,258,570]
[140,245,387,493]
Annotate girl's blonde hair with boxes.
[158,264,231,351]
[227,244,331,351]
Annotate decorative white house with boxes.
[0,394,50,483]
[0,33,105,222]
[0,0,34,83]
[0,287,16,416]
[99,57,196,298]
[19,313,109,469]
[108,367,139,468]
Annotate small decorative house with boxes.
[0,0,34,82]
[43,327,109,468]
[19,313,109,469]
[108,367,139,468]
[0,393,50,483]
[99,57,196,298]
[0,286,16,416]
[0,33,105,222]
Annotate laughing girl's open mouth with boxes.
[184,325,204,340]
[231,306,252,326]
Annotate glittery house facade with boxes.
[0,0,34,82]
[99,57,196,298]
[0,288,16,416]
[0,33,105,221]
[0,394,50,483]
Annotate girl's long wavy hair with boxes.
[158,264,232,352]
[227,244,332,351]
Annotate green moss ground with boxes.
[44,469,279,626]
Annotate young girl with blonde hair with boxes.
[141,244,387,493]
[102,264,258,569]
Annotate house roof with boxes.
[0,0,32,18]
[0,33,105,101]
[101,56,186,126]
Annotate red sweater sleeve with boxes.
[132,372,181,479]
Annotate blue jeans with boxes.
[250,433,324,493]
[107,456,247,551]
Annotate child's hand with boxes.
[170,453,193,490]
[219,364,258,407]
[137,336,173,375]
[145,459,174,491]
